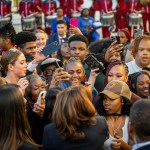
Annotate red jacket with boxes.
[59,0,67,16]
[93,0,112,13]
[42,0,56,16]
[0,1,10,16]
[67,0,83,13]
[18,1,34,17]
[141,3,150,14]
[126,0,140,13]
[32,0,42,13]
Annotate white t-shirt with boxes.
[126,60,150,75]
[126,60,142,75]
[104,116,129,150]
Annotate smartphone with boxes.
[70,18,78,27]
[43,41,61,56]
[37,91,47,104]
[134,29,143,38]
[84,54,105,73]
[33,91,47,112]
[110,35,120,44]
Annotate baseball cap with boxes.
[40,58,63,72]
[100,80,131,100]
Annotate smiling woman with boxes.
[129,71,150,99]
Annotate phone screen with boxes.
[70,18,78,27]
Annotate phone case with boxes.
[36,91,47,104]
[43,41,61,56]
[111,36,120,44]
[134,29,142,38]
[70,18,78,27]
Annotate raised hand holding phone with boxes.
[33,91,47,116]
[70,18,78,27]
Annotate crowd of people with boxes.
[1,0,150,38]
[0,0,150,150]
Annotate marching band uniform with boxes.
[93,0,112,38]
[67,0,83,18]
[32,0,42,28]
[0,0,11,17]
[42,0,57,35]
[126,0,140,34]
[18,0,34,17]
[18,0,35,31]
[115,0,127,30]
[59,0,68,16]
[140,2,150,32]
[42,0,56,16]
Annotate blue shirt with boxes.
[51,16,70,33]
[78,16,95,35]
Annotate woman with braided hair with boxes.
[93,61,141,117]
[128,71,150,99]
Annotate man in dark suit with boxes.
[46,20,68,45]
[129,100,150,150]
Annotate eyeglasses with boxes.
[44,69,55,75]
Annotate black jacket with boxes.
[42,116,108,150]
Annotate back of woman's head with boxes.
[0,84,33,150]
[45,87,62,122]
[0,48,22,72]
[52,86,96,140]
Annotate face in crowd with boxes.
[11,53,27,77]
[117,31,128,45]
[135,39,150,68]
[136,73,150,98]
[22,41,37,57]
[66,61,85,86]
[30,78,46,102]
[60,42,70,60]
[102,95,123,115]
[43,65,57,84]
[69,41,89,63]
[35,32,47,48]
[107,64,128,83]
[57,24,67,37]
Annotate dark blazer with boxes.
[137,144,150,150]
[46,33,69,45]
[17,141,39,150]
[42,116,108,150]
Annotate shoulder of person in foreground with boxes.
[17,141,39,150]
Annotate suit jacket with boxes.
[46,33,69,45]
[137,144,150,150]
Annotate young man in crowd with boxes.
[126,35,150,75]
[68,34,105,92]
[14,31,45,74]
[46,20,68,45]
